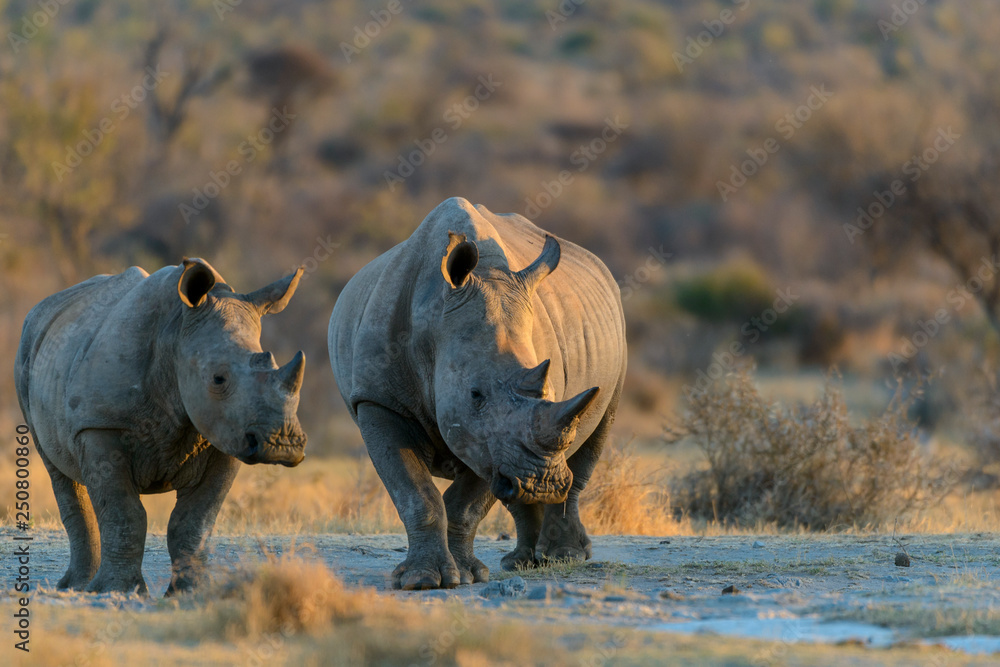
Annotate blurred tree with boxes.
[243,46,337,168]
[144,28,233,171]
[802,86,1000,334]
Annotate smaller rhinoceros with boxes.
[14,258,307,595]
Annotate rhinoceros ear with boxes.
[246,266,304,315]
[441,232,479,288]
[178,258,218,308]
[515,235,560,293]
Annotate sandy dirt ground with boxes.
[4,529,1000,658]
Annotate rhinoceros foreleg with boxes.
[357,402,461,590]
[165,448,240,596]
[37,446,100,590]
[78,430,149,595]
[443,467,495,584]
[537,392,620,561]
[500,502,543,571]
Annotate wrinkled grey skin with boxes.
[14,258,308,596]
[329,197,626,590]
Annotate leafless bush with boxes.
[667,369,952,530]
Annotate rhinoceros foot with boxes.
[85,565,149,596]
[57,565,99,591]
[500,545,540,571]
[391,550,462,590]
[537,511,593,563]
[453,552,490,584]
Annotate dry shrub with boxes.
[205,553,381,637]
[580,443,680,536]
[668,369,952,530]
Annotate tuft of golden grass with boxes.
[202,553,382,638]
[580,443,685,536]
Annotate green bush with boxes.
[674,260,778,323]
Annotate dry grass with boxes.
[580,442,683,536]
[3,413,995,539]
[667,369,955,530]
[15,554,999,667]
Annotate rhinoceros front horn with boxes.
[533,386,600,452]
[276,351,306,394]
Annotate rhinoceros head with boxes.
[174,258,307,467]
[434,233,599,504]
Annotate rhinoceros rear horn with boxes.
[517,359,551,397]
[515,235,561,293]
[276,350,306,394]
[442,232,479,288]
[247,266,305,315]
[178,258,219,308]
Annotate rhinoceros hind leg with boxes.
[79,430,149,595]
[38,446,100,590]
[357,402,461,590]
[501,502,543,571]
[165,448,240,596]
[537,392,619,562]
[443,467,495,584]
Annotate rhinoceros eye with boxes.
[209,368,232,397]
[471,389,486,409]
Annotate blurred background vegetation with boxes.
[2,0,1000,490]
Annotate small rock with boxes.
[497,533,512,541]
[526,584,558,601]
[895,552,911,568]
[753,541,766,549]
[659,540,672,545]
[722,585,740,595]
[659,590,686,601]
[480,577,526,600]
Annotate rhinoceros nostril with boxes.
[491,474,518,502]
[241,432,260,463]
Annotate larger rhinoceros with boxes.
[329,197,626,590]
[15,258,308,595]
